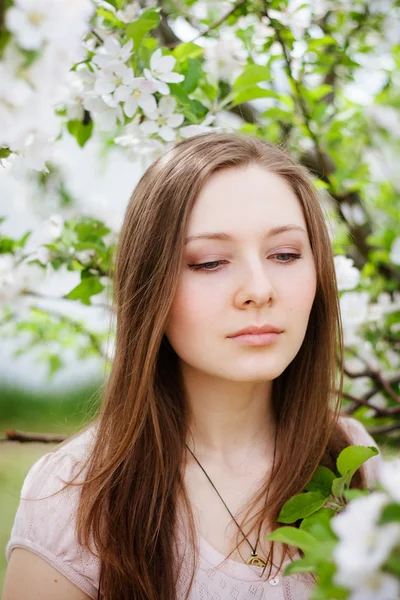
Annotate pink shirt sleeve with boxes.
[5,433,100,599]
[338,415,383,487]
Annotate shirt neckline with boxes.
[197,532,289,582]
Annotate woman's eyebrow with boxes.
[185,224,307,245]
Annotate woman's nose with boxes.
[233,261,276,308]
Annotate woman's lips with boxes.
[228,332,282,346]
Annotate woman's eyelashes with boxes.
[188,253,303,273]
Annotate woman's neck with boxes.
[182,363,276,467]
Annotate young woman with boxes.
[4,132,381,600]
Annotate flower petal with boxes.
[140,120,159,135]
[131,76,145,89]
[137,93,157,113]
[114,85,132,102]
[167,113,184,128]
[158,96,176,117]
[95,78,116,95]
[158,125,176,142]
[158,72,184,83]
[158,55,176,73]
[139,79,159,94]
[104,36,121,55]
[150,48,162,71]
[156,80,170,95]
[124,97,138,118]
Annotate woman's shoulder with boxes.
[337,414,383,488]
[6,422,100,600]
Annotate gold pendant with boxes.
[246,553,267,568]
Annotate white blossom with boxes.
[349,573,400,600]
[379,459,400,503]
[1,0,93,170]
[179,114,216,138]
[123,78,158,118]
[203,32,247,85]
[389,237,400,265]
[94,63,136,100]
[0,252,45,307]
[83,95,124,131]
[341,201,367,225]
[267,0,312,40]
[92,38,133,69]
[6,0,93,52]
[332,492,400,590]
[234,14,273,49]
[114,121,164,159]
[140,96,184,142]
[0,255,18,306]
[334,255,361,291]
[143,48,184,96]
[339,291,369,346]
[367,291,400,322]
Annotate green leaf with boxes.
[233,64,270,90]
[64,277,104,306]
[343,489,369,502]
[284,556,317,575]
[96,7,125,27]
[337,445,379,477]
[305,84,333,101]
[126,9,160,51]
[182,58,202,94]
[306,466,336,496]
[278,492,329,524]
[169,84,208,120]
[307,35,337,51]
[379,503,400,525]
[331,475,348,499]
[75,220,111,242]
[232,87,279,106]
[300,508,337,542]
[67,120,93,148]
[385,548,400,577]
[172,42,204,61]
[267,527,319,553]
[261,107,293,122]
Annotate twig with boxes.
[191,0,247,41]
[342,393,400,417]
[91,28,104,44]
[369,422,400,436]
[2,430,68,443]
[263,2,329,179]
[345,348,400,405]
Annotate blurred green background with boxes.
[0,381,101,591]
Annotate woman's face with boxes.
[165,164,317,383]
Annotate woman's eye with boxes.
[272,253,303,264]
[188,253,302,273]
[188,260,226,272]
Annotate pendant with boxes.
[246,553,267,568]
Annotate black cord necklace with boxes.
[185,427,278,578]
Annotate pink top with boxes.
[6,417,381,599]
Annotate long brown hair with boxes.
[70,132,364,599]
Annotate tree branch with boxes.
[369,422,400,436]
[191,0,248,41]
[263,3,329,179]
[1,429,68,443]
